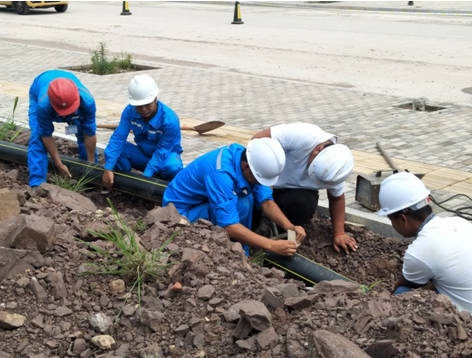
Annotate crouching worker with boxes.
[163,138,306,256]
[102,74,183,189]
[378,172,472,313]
[28,70,97,187]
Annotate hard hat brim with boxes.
[129,91,158,106]
[51,96,80,116]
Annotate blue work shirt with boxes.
[29,69,96,137]
[163,144,273,228]
[104,101,183,177]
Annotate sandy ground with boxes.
[0,1,471,105]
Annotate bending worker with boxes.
[163,138,306,256]
[28,69,97,187]
[252,122,356,254]
[378,172,472,312]
[102,74,182,188]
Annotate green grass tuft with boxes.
[78,198,176,322]
[90,42,134,75]
[0,97,23,142]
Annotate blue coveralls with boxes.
[28,70,97,187]
[163,144,273,255]
[104,101,183,180]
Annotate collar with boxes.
[417,213,436,235]
[232,145,251,195]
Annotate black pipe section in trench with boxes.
[0,140,359,286]
[0,140,168,202]
[264,252,356,286]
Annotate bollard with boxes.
[231,1,244,25]
[407,1,414,5]
[121,1,132,15]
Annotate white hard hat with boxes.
[128,74,159,106]
[247,138,286,186]
[308,144,353,186]
[378,172,430,216]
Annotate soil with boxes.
[1,135,472,358]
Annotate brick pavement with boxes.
[0,39,471,220]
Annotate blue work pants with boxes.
[184,194,254,256]
[28,123,97,187]
[114,142,182,181]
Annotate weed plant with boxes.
[90,42,134,75]
[78,198,176,321]
[50,171,95,193]
[0,97,23,142]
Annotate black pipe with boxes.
[264,252,355,286]
[0,140,168,202]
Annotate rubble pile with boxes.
[0,160,471,358]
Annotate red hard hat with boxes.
[47,78,80,116]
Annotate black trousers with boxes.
[272,188,319,226]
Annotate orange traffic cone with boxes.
[231,1,244,24]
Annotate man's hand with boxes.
[268,239,297,256]
[55,161,72,178]
[293,225,306,245]
[102,169,114,190]
[333,233,358,254]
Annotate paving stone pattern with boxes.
[0,40,471,218]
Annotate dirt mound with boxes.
[0,157,472,358]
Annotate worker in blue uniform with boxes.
[28,69,97,187]
[102,74,183,188]
[163,138,306,256]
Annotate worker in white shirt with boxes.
[252,122,356,254]
[378,172,472,313]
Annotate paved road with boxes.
[0,1,471,105]
[0,1,471,224]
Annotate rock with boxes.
[0,188,20,221]
[89,313,113,333]
[284,295,314,310]
[122,304,137,317]
[276,283,299,298]
[0,311,26,329]
[182,248,205,264]
[235,336,256,351]
[233,315,253,340]
[224,301,247,322]
[239,300,272,331]
[312,280,363,296]
[365,340,399,358]
[0,247,44,281]
[72,338,88,355]
[140,309,165,332]
[312,330,370,358]
[42,183,97,212]
[0,350,12,358]
[197,285,215,300]
[91,335,115,350]
[256,327,278,349]
[457,324,468,340]
[109,279,126,295]
[1,214,56,253]
[261,287,283,309]
[115,343,130,357]
[29,277,47,301]
[54,306,73,317]
[47,271,67,299]
[143,204,188,227]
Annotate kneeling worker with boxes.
[28,69,97,187]
[163,138,306,256]
[253,122,356,254]
[378,172,472,313]
[102,74,183,189]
